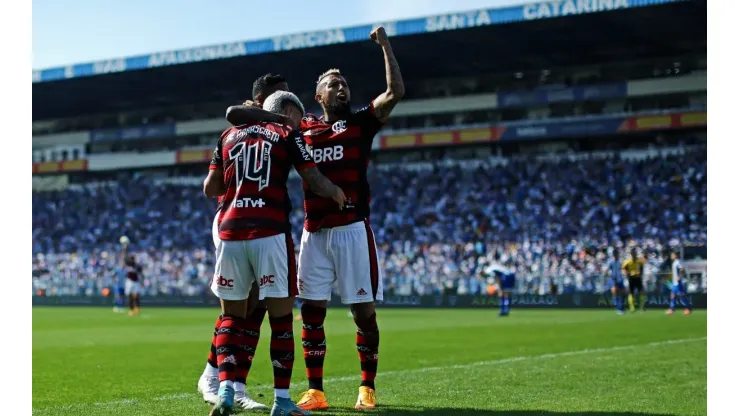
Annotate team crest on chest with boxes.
[332,120,347,134]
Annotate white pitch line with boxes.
[323,336,706,384]
[33,337,706,412]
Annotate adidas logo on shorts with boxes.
[357,288,368,296]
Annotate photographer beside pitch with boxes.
[226,26,404,411]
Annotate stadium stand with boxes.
[32,143,707,297]
[32,0,707,300]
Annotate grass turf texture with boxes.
[33,308,706,416]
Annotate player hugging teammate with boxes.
[207,26,404,414]
[198,73,291,412]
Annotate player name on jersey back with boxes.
[211,122,315,241]
[241,124,281,142]
[300,104,384,232]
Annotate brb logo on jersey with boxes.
[215,276,234,289]
[313,145,344,163]
[331,120,347,134]
[259,274,275,287]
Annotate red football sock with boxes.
[215,315,246,383]
[301,304,327,391]
[236,307,266,383]
[355,313,379,390]
[207,315,223,368]
[269,313,295,390]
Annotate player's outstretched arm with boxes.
[370,26,405,122]
[203,168,226,198]
[120,241,128,266]
[298,166,346,209]
[225,104,293,127]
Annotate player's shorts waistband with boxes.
[308,220,366,234]
[219,230,285,242]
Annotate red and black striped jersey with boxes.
[210,122,315,240]
[300,113,324,131]
[300,103,384,232]
[125,265,142,282]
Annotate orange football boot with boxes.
[354,386,376,410]
[296,389,328,411]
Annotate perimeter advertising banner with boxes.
[32,159,88,174]
[379,111,707,149]
[32,293,707,309]
[34,0,679,83]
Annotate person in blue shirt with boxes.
[607,250,627,315]
[666,251,692,315]
[113,268,126,313]
[489,262,515,317]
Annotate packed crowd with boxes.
[32,147,707,297]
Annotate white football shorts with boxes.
[211,234,297,301]
[297,220,383,304]
[124,279,141,296]
[212,213,220,249]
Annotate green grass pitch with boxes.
[33,307,706,416]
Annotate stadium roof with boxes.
[33,0,705,120]
[33,0,686,83]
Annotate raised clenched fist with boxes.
[370,26,390,46]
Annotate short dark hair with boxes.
[252,73,287,101]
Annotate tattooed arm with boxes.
[204,140,227,198]
[298,166,346,209]
[225,104,294,127]
[370,26,405,122]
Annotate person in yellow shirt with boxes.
[622,248,646,312]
